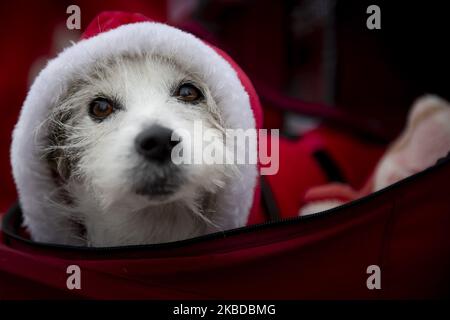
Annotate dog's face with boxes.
[45,54,233,215]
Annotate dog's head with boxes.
[12,15,260,245]
[45,54,235,215]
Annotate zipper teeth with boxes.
[3,197,349,253]
[3,156,450,253]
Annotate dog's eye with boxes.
[175,83,203,103]
[89,98,114,120]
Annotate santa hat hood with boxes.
[11,11,263,243]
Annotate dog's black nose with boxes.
[135,125,179,162]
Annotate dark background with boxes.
[0,0,449,212]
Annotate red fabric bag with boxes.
[1,155,450,299]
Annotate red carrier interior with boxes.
[1,145,450,299]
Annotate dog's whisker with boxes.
[187,200,220,230]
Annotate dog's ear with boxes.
[45,107,76,184]
[374,95,450,191]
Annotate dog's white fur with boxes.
[40,54,239,247]
[11,22,258,247]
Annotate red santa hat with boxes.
[11,11,263,242]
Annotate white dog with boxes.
[41,54,239,246]
[11,17,260,247]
